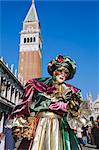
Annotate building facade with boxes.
[86,93,99,121]
[93,95,99,121]
[0,57,24,149]
[18,0,42,82]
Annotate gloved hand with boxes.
[49,101,68,112]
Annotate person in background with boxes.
[82,126,87,145]
[91,123,96,145]
[0,132,5,150]
[91,122,99,149]
[87,125,92,144]
[95,122,99,149]
[77,127,85,146]
[4,117,15,150]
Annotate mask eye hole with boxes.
[54,70,61,76]
[65,71,69,75]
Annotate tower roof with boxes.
[24,1,38,22]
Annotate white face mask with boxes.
[55,74,66,83]
[53,67,69,84]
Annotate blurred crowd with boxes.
[74,119,99,149]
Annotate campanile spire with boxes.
[32,0,34,4]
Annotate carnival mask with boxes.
[53,67,70,83]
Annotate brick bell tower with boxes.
[18,0,42,83]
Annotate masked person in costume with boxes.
[5,55,89,150]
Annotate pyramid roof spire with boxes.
[32,0,34,3]
[24,0,38,22]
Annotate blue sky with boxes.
[0,0,99,100]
